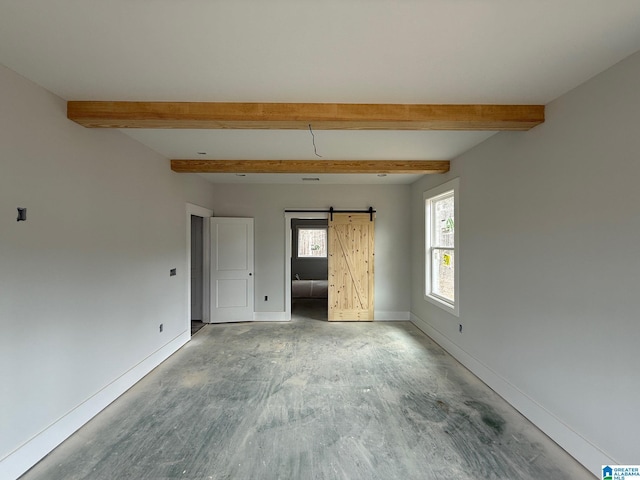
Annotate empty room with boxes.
[2,2,640,479]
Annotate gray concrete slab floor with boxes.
[20,310,593,480]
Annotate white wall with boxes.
[410,50,640,476]
[0,64,216,479]
[205,183,411,318]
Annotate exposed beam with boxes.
[170,159,450,174]
[68,102,544,130]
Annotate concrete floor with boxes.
[20,301,593,479]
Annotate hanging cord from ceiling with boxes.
[308,124,323,158]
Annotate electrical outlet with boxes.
[459,324,463,333]
[159,323,163,333]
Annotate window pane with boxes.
[432,249,454,302]
[298,228,327,257]
[434,195,454,248]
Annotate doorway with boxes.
[186,203,213,336]
[190,215,205,334]
[291,218,329,321]
[284,211,328,321]
[284,209,376,322]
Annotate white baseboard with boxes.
[253,311,288,322]
[5,314,607,478]
[410,313,612,478]
[374,311,410,321]
[251,311,409,322]
[0,331,190,480]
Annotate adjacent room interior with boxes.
[2,2,640,479]
[291,217,329,320]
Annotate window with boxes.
[297,228,327,258]
[424,178,459,316]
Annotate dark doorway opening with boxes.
[191,215,205,335]
[291,218,329,321]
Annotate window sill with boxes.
[424,293,459,317]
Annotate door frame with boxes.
[186,203,213,334]
[284,210,329,321]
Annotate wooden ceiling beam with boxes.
[68,102,544,130]
[170,159,450,174]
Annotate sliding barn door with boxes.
[328,213,375,321]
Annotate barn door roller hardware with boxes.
[285,207,376,222]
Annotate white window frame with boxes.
[295,226,328,259]
[424,178,459,316]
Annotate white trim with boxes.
[253,311,288,322]
[423,178,460,317]
[284,210,330,321]
[410,313,614,477]
[0,332,190,480]
[186,203,213,328]
[374,311,410,321]
[186,203,214,218]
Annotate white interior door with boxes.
[210,217,254,322]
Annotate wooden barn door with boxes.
[328,213,375,321]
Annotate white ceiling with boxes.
[1,0,640,184]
